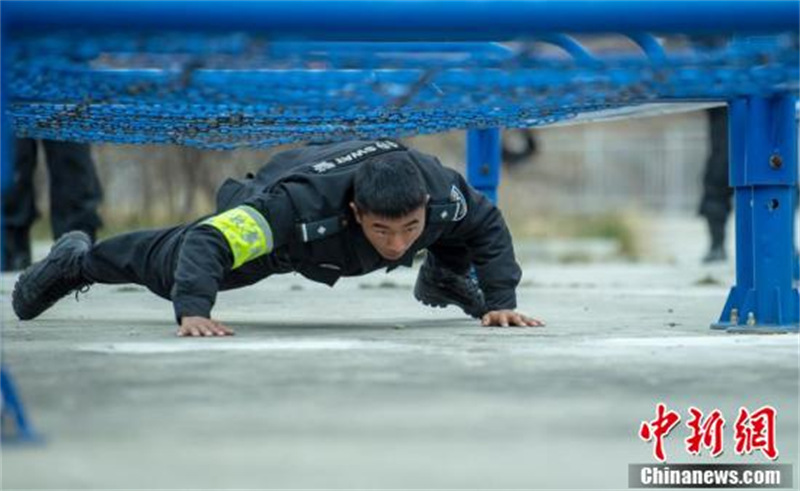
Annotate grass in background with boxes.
[511,210,643,261]
[570,213,640,259]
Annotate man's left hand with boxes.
[481,310,545,328]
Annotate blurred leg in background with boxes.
[2,139,38,271]
[1,139,103,272]
[43,140,103,241]
[698,106,732,263]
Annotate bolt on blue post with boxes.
[712,95,799,333]
[466,128,501,204]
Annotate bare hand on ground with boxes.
[481,310,545,328]
[177,316,235,337]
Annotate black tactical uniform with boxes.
[78,140,521,322]
[2,139,103,271]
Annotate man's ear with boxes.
[349,202,362,224]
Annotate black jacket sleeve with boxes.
[440,171,522,311]
[170,186,296,323]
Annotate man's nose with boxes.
[387,235,408,254]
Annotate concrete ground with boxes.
[1,216,798,489]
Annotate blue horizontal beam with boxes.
[3,1,798,39]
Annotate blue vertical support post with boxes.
[1,366,40,442]
[713,95,799,333]
[0,19,38,442]
[466,128,501,204]
[1,12,8,270]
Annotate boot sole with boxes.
[11,231,91,321]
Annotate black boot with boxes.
[413,254,487,318]
[702,245,727,263]
[702,220,727,264]
[12,231,92,320]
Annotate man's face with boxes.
[350,203,427,261]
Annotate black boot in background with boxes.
[703,219,727,263]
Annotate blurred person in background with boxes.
[698,106,731,263]
[2,139,103,271]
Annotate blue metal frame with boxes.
[3,1,797,37]
[712,95,799,332]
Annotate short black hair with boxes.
[353,153,428,218]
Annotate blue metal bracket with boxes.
[466,128,501,204]
[712,95,799,333]
[1,366,41,442]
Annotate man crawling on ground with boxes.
[13,139,544,336]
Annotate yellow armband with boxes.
[202,205,274,269]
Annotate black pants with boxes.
[82,225,189,301]
[82,218,282,301]
[698,107,732,248]
[2,139,103,270]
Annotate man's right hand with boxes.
[178,316,235,337]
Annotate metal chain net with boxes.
[6,32,799,149]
